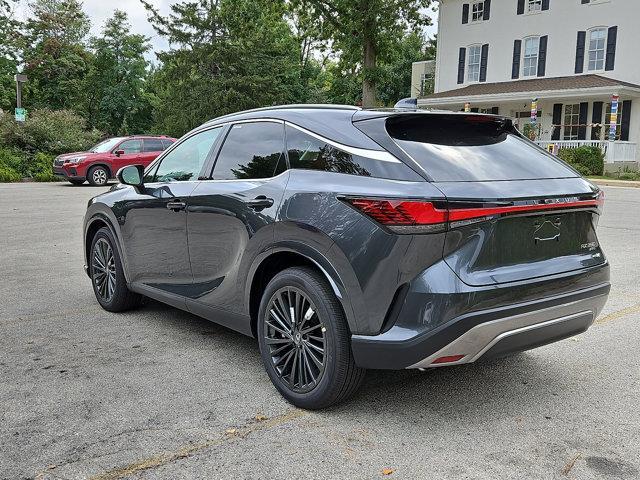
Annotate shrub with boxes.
[0,147,26,181]
[557,146,604,176]
[0,109,102,155]
[0,147,57,182]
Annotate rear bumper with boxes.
[351,275,610,370]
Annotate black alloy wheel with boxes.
[89,227,141,312]
[258,267,365,409]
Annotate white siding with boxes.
[436,0,640,93]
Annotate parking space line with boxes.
[84,409,306,480]
[595,303,640,325]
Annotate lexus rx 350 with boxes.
[82,105,610,409]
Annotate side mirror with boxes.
[114,149,125,157]
[117,165,144,187]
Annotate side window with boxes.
[285,125,371,176]
[152,127,222,182]
[143,138,165,152]
[212,122,286,180]
[117,139,142,154]
[161,139,174,150]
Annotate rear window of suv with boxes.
[386,114,577,182]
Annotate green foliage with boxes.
[0,0,20,111]
[302,0,433,106]
[83,10,153,135]
[143,0,308,137]
[0,146,56,181]
[21,0,92,111]
[0,109,101,154]
[557,146,605,176]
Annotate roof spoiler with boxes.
[394,97,417,109]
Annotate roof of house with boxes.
[422,74,640,99]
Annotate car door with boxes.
[117,127,224,307]
[141,138,165,166]
[185,120,289,330]
[113,138,143,172]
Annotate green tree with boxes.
[84,10,152,134]
[377,32,434,106]
[300,0,432,107]
[0,0,21,112]
[21,0,91,111]
[142,0,306,137]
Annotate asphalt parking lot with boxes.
[1,182,639,480]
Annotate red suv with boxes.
[53,135,176,186]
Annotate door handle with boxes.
[245,195,274,210]
[166,200,186,212]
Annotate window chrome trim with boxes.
[284,122,401,163]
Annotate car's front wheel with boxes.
[89,227,141,312]
[87,165,109,186]
[257,267,365,409]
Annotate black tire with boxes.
[87,165,109,186]
[257,267,365,409]
[89,227,141,312]
[68,179,84,186]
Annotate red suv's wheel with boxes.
[88,166,109,186]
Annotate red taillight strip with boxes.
[448,198,601,222]
[343,192,603,234]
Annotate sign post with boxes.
[14,74,28,122]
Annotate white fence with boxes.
[535,140,638,163]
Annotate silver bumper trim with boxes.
[408,293,608,369]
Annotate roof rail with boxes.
[205,104,361,124]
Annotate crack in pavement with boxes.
[47,409,307,480]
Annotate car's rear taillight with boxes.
[345,198,448,233]
[343,195,604,234]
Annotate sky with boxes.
[14,0,438,59]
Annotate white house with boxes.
[415,0,640,168]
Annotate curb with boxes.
[588,178,640,188]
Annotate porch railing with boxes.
[534,140,638,163]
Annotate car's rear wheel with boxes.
[87,166,109,186]
[89,227,141,312]
[257,267,365,409]
[68,179,84,186]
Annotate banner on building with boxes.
[609,94,619,141]
[531,98,538,125]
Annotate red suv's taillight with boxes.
[343,194,604,234]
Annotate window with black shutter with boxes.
[457,48,466,84]
[605,26,618,71]
[591,102,603,140]
[517,0,525,15]
[462,3,469,24]
[479,44,489,82]
[575,31,586,74]
[537,35,548,77]
[552,103,563,141]
[512,40,522,79]
[621,100,632,141]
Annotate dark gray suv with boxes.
[83,105,610,409]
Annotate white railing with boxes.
[534,140,637,163]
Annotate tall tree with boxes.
[84,10,152,134]
[21,0,91,110]
[301,0,432,107]
[142,0,306,136]
[0,0,21,112]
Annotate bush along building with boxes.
[415,0,640,171]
